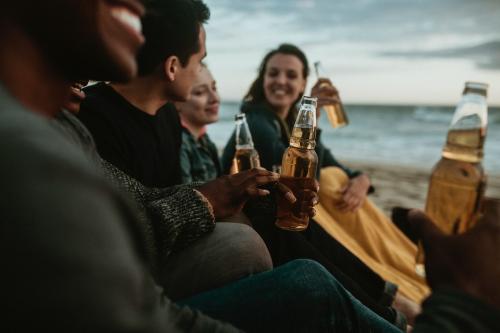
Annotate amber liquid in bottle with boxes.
[232,147,261,173]
[314,61,349,128]
[416,82,488,277]
[276,126,318,231]
[231,113,261,174]
[416,129,487,275]
[319,81,349,128]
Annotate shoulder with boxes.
[244,102,276,122]
[243,104,282,138]
[1,108,96,180]
[203,133,218,150]
[78,83,131,142]
[79,83,122,120]
[181,129,196,151]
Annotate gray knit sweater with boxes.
[53,110,216,276]
[2,87,237,332]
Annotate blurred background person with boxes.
[222,43,426,324]
[174,49,409,328]
[175,63,222,183]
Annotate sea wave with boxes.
[212,103,500,171]
[412,107,453,124]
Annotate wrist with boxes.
[356,174,371,193]
[193,189,215,222]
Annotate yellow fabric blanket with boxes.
[314,167,430,303]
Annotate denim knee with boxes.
[276,259,357,331]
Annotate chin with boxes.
[110,61,137,82]
[269,99,290,110]
[207,116,219,124]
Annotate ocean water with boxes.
[207,102,500,173]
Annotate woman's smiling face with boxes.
[263,53,306,113]
[177,65,220,128]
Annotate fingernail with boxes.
[285,192,297,203]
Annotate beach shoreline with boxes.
[344,160,500,216]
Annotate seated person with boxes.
[173,56,412,328]
[221,43,426,317]
[76,0,408,329]
[3,0,500,332]
[175,63,221,183]
[0,0,409,332]
[72,0,278,302]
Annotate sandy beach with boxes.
[345,160,500,216]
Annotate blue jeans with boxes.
[179,259,402,332]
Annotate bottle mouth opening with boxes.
[464,81,488,97]
[300,96,318,108]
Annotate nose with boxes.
[209,89,220,105]
[275,72,287,85]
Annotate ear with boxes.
[163,56,180,82]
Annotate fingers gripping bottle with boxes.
[314,61,348,128]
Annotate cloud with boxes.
[206,0,500,44]
[203,0,500,104]
[381,40,500,70]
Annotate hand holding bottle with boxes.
[197,168,295,219]
[276,96,318,231]
[313,61,348,128]
[292,178,320,218]
[311,78,341,120]
[408,206,500,310]
[416,81,489,273]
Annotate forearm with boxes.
[100,159,215,265]
[146,187,216,260]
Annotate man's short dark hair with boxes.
[137,0,210,76]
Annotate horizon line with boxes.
[219,100,500,109]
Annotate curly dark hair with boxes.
[243,43,310,109]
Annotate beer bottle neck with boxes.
[235,114,255,149]
[290,138,316,149]
[289,126,316,150]
[236,143,255,150]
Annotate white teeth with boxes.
[273,89,286,96]
[111,7,142,34]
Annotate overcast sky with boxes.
[203,0,500,106]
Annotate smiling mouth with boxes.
[271,88,289,97]
[206,105,220,114]
[110,6,142,36]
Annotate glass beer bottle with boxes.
[231,113,261,173]
[415,82,489,276]
[275,96,319,231]
[314,61,349,128]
